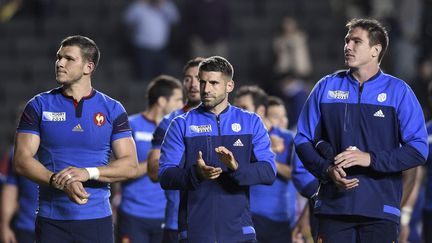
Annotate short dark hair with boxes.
[146,75,183,107]
[60,35,100,69]
[346,18,389,62]
[183,57,205,75]
[198,56,234,80]
[268,96,285,107]
[235,85,268,110]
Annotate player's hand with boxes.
[0,225,17,243]
[328,165,359,190]
[63,181,90,205]
[196,151,222,180]
[215,146,238,170]
[334,146,371,169]
[270,135,285,154]
[55,166,90,186]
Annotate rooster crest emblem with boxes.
[94,112,106,127]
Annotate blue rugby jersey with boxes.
[5,149,38,232]
[159,104,276,243]
[423,120,432,211]
[151,106,189,231]
[17,87,132,220]
[250,127,296,223]
[119,114,166,219]
[295,70,428,223]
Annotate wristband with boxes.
[400,207,413,226]
[85,167,100,180]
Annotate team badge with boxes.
[231,123,241,132]
[94,112,106,127]
[377,93,387,102]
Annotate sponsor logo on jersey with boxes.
[373,109,385,118]
[377,93,387,102]
[134,131,153,141]
[42,111,66,121]
[94,112,106,127]
[72,124,84,132]
[327,90,349,100]
[233,139,244,147]
[190,124,212,133]
[231,123,241,132]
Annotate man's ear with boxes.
[372,44,382,59]
[84,62,95,75]
[226,80,235,93]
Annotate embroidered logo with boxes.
[190,124,212,133]
[327,90,349,100]
[377,93,387,102]
[72,124,84,132]
[231,123,241,132]
[94,112,106,127]
[373,109,385,118]
[42,111,66,121]
[134,131,153,141]
[233,139,244,147]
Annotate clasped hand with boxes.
[328,146,371,190]
[196,146,239,180]
[52,166,91,205]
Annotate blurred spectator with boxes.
[272,16,312,79]
[269,73,309,130]
[124,0,179,81]
[412,57,432,120]
[184,0,230,58]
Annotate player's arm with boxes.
[99,137,139,182]
[0,184,18,243]
[13,133,53,185]
[147,148,160,182]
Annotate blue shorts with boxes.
[14,228,35,243]
[35,216,113,243]
[316,215,398,243]
[117,211,164,243]
[252,214,292,243]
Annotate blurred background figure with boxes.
[123,0,179,81]
[184,0,230,59]
[272,16,312,79]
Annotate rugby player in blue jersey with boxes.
[118,75,183,243]
[13,35,139,243]
[234,86,297,243]
[295,18,428,243]
[147,57,203,243]
[159,56,276,243]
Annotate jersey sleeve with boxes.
[111,102,132,141]
[159,117,202,190]
[294,79,333,181]
[17,98,41,135]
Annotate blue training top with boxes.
[159,104,276,243]
[120,113,166,219]
[17,87,132,220]
[151,106,189,230]
[295,70,428,223]
[250,127,296,223]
